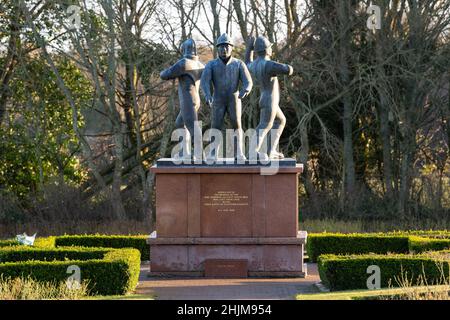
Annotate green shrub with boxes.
[55,235,149,260]
[387,230,450,239]
[0,246,108,262]
[409,236,450,253]
[34,236,56,248]
[0,240,18,247]
[318,252,450,291]
[0,246,140,296]
[0,237,54,248]
[307,233,410,262]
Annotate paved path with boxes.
[135,263,320,300]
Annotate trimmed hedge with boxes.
[318,252,450,291]
[387,230,450,239]
[0,246,140,295]
[307,233,410,262]
[409,236,450,253]
[54,235,149,261]
[33,236,56,248]
[0,237,55,248]
[0,246,108,262]
[0,240,18,247]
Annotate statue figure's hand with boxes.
[246,36,255,50]
[239,90,250,99]
[205,96,214,107]
[288,65,294,76]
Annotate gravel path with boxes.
[135,263,320,300]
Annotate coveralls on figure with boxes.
[201,33,253,160]
[160,39,204,160]
[245,36,293,160]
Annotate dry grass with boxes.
[300,218,450,233]
[297,285,450,300]
[0,276,89,300]
[0,219,152,238]
[2,217,450,239]
[387,262,450,300]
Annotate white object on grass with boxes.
[16,233,37,246]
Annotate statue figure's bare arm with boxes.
[200,63,213,106]
[238,61,253,99]
[245,36,255,65]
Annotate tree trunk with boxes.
[299,124,314,196]
[123,61,137,146]
[398,148,412,217]
[0,6,20,125]
[210,0,221,54]
[233,0,248,40]
[379,102,394,197]
[337,2,356,200]
[375,32,395,201]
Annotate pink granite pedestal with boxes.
[147,161,307,278]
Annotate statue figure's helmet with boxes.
[181,39,197,57]
[254,36,272,53]
[216,33,233,47]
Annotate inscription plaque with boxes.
[203,191,249,212]
[204,259,248,278]
[200,174,252,237]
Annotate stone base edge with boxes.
[147,271,306,278]
[146,231,308,245]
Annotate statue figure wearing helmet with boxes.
[160,39,204,160]
[245,36,294,160]
[200,33,253,161]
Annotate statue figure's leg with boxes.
[255,105,276,160]
[210,103,226,159]
[228,98,246,160]
[175,111,184,129]
[181,103,202,160]
[174,111,189,158]
[268,106,286,159]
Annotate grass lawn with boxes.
[296,285,450,300]
[85,293,155,300]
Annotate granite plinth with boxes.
[150,164,302,238]
[148,233,306,277]
[148,161,307,278]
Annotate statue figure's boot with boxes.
[268,126,284,159]
[269,150,285,159]
[206,144,220,162]
[192,123,204,163]
[173,128,192,162]
[254,129,270,161]
[235,129,247,161]
[184,129,193,161]
[257,152,269,161]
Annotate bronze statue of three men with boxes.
[160,33,293,162]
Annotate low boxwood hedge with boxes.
[0,240,18,247]
[55,235,149,261]
[33,236,56,248]
[387,230,450,239]
[307,233,410,262]
[0,246,140,295]
[0,246,108,262]
[318,252,450,291]
[409,236,450,253]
